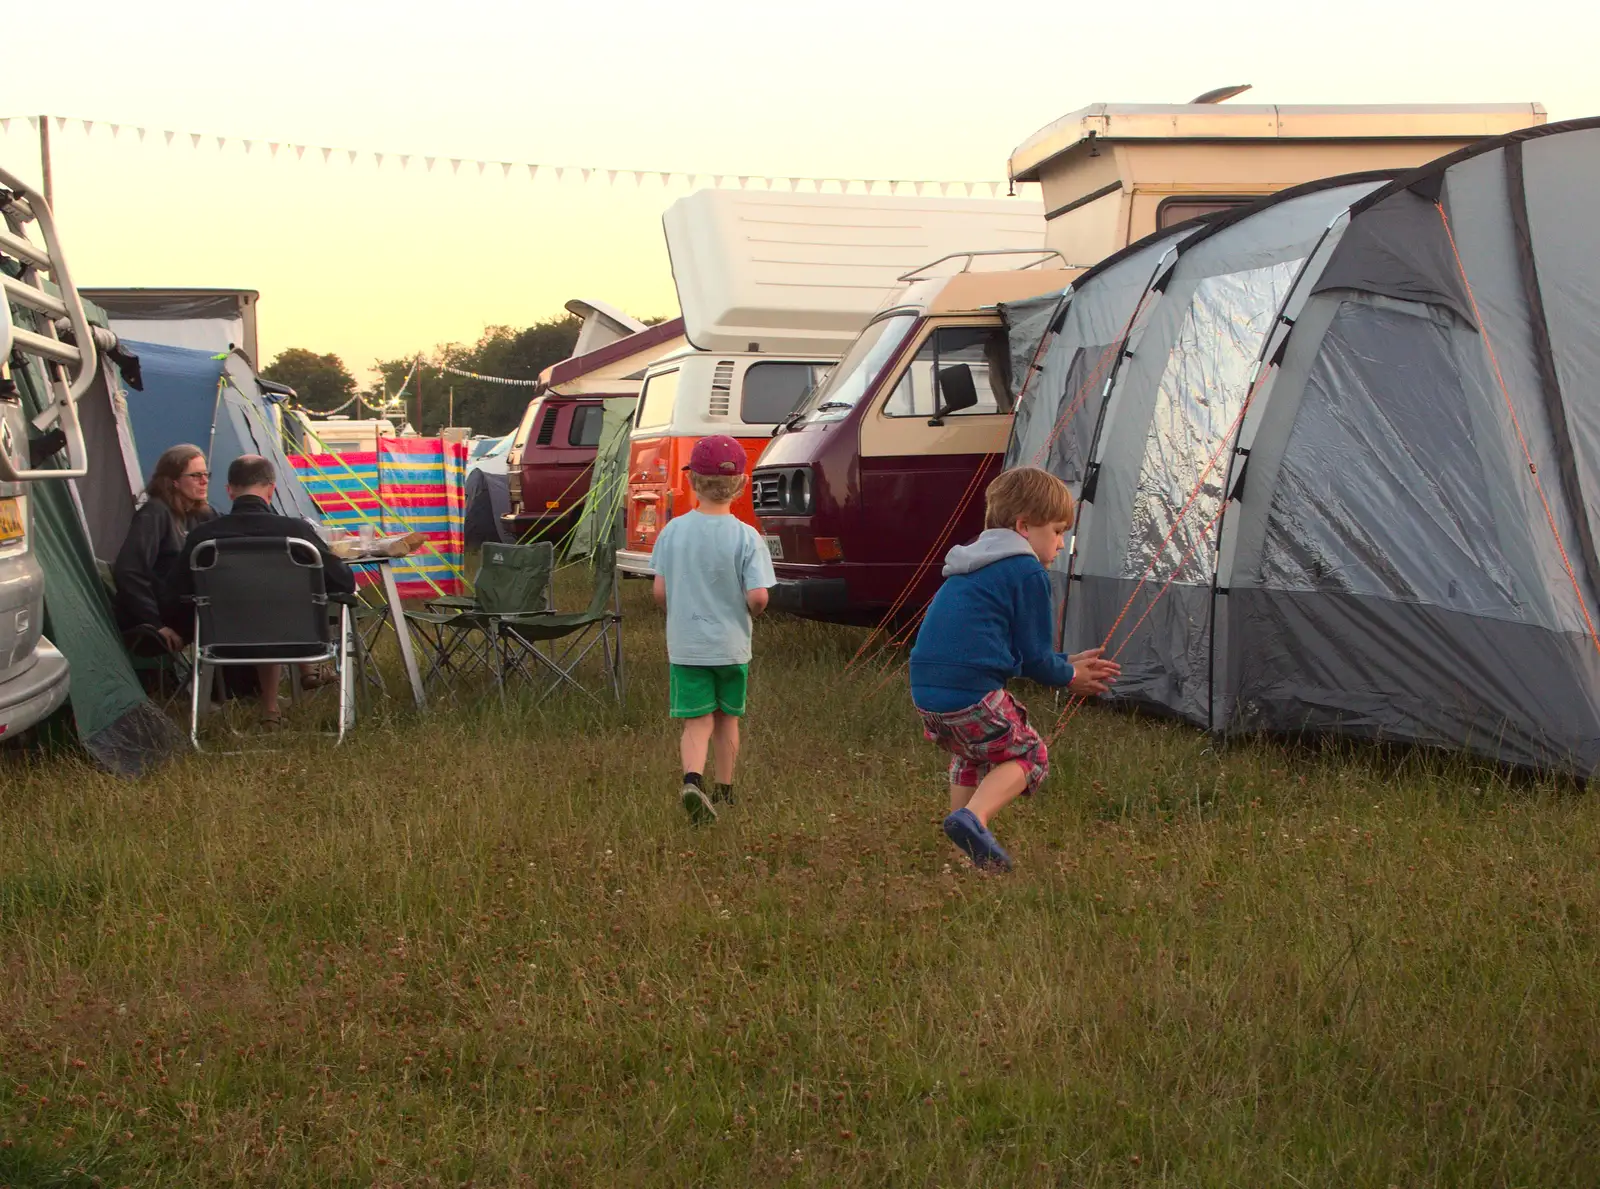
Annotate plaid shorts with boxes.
[917,688,1049,794]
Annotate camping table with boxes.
[344,552,427,710]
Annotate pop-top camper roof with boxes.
[1008,102,1548,182]
[663,190,1045,355]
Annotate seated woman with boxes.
[113,444,217,652]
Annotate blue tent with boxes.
[120,340,322,522]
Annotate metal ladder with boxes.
[0,164,93,480]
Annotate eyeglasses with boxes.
[180,470,211,481]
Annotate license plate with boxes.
[0,497,22,544]
[763,533,784,561]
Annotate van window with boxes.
[636,370,680,430]
[741,362,828,425]
[569,405,605,447]
[1157,196,1254,230]
[883,326,1012,418]
[512,398,544,453]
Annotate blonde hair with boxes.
[691,471,745,505]
[984,466,1075,530]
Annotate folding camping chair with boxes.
[495,535,624,708]
[403,541,556,701]
[186,536,356,748]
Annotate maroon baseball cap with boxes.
[685,434,747,476]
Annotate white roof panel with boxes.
[664,190,1045,353]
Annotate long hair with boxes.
[146,444,207,528]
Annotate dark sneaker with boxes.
[942,807,1013,871]
[682,783,718,826]
[712,784,736,805]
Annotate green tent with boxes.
[567,396,634,558]
[9,295,182,775]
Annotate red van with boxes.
[503,316,684,540]
[753,262,1076,624]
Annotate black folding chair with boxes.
[187,536,355,748]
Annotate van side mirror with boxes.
[931,364,978,425]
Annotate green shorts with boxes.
[669,663,749,718]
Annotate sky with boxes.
[7,0,1600,383]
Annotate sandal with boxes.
[299,663,336,690]
[259,711,285,732]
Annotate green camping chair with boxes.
[403,542,556,700]
[495,534,624,708]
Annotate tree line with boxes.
[263,313,656,437]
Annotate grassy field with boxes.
[2,578,1597,1187]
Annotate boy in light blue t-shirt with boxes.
[652,434,776,825]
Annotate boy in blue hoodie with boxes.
[910,466,1119,870]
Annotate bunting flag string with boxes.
[2,112,1027,198]
[440,363,541,387]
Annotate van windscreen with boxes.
[797,313,917,422]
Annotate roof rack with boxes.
[897,248,1071,284]
[0,164,93,481]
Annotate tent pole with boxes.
[39,113,53,211]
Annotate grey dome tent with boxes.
[1003,117,1600,773]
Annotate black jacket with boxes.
[113,499,218,633]
[165,495,356,612]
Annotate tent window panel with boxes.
[1259,302,1522,617]
[1018,342,1118,484]
[1121,260,1302,584]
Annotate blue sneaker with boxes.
[942,807,1013,871]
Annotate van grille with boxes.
[751,467,813,515]
[534,405,560,446]
[708,360,735,417]
[751,473,783,513]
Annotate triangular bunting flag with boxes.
[450,159,461,173]
[243,139,254,153]
[554,167,564,180]
[110,124,120,138]
[475,160,486,175]
[712,175,723,188]
[348,149,358,165]
[988,181,1000,196]
[294,145,306,160]
[581,168,592,182]
[321,147,333,163]
[27,117,38,132]
[686,174,697,187]
[737,176,750,188]
[915,181,926,195]
[269,141,280,157]
[374,152,383,167]
[217,136,227,150]
[962,182,973,197]
[789,178,801,191]
[137,127,147,142]
[501,162,512,178]
[526,164,538,180]
[425,157,436,171]
[606,170,618,184]
[55,117,68,132]
[0,119,9,133]
[190,132,202,148]
[659,172,671,185]
[165,130,177,146]
[399,155,409,168]
[83,120,95,134]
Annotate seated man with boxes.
[167,454,356,728]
